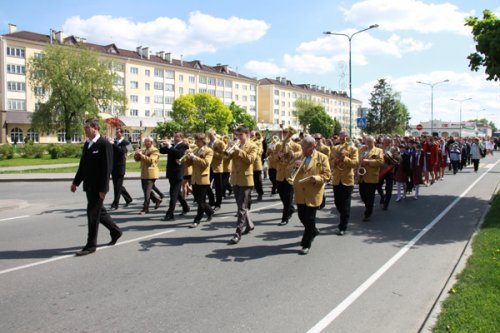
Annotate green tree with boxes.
[366,79,410,135]
[171,93,233,134]
[228,102,256,132]
[465,10,500,81]
[296,98,325,132]
[467,118,497,132]
[27,44,127,141]
[333,117,342,136]
[309,111,336,138]
[154,121,182,139]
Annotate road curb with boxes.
[0,176,143,183]
[418,195,492,332]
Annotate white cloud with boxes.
[341,0,473,35]
[62,12,269,56]
[282,54,336,74]
[244,60,287,76]
[352,71,500,126]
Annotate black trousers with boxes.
[85,190,121,249]
[253,170,264,195]
[193,184,212,221]
[297,204,319,249]
[277,180,294,222]
[222,172,232,196]
[333,184,353,231]
[377,172,393,208]
[269,168,277,194]
[111,172,132,206]
[451,160,460,174]
[207,170,223,207]
[141,179,161,211]
[359,182,378,218]
[472,159,480,172]
[166,178,189,216]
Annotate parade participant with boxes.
[225,125,258,244]
[394,144,411,202]
[330,131,359,235]
[291,135,330,254]
[423,136,439,185]
[377,136,399,210]
[206,129,225,210]
[250,130,264,201]
[266,135,280,196]
[135,137,162,214]
[438,139,448,181]
[411,144,425,200]
[449,143,461,174]
[221,135,233,198]
[276,127,302,225]
[181,138,194,202]
[159,132,190,221]
[314,134,331,210]
[358,136,384,222]
[110,128,133,209]
[185,133,214,228]
[71,119,122,256]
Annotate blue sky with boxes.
[1,0,499,128]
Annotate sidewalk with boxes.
[0,172,142,182]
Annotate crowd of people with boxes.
[70,119,497,256]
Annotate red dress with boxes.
[412,151,424,185]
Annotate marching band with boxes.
[106,125,487,255]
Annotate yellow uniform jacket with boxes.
[140,147,160,180]
[276,141,302,181]
[186,146,213,185]
[358,146,384,184]
[293,151,331,207]
[208,139,224,173]
[229,140,258,187]
[330,144,359,186]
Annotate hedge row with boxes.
[0,143,83,160]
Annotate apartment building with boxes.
[0,24,258,143]
[258,77,362,135]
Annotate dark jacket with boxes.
[159,142,189,181]
[73,136,113,193]
[112,138,131,176]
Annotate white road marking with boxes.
[0,229,176,276]
[219,202,282,219]
[0,215,30,222]
[307,158,500,333]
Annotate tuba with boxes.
[379,146,401,180]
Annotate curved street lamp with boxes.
[324,24,379,137]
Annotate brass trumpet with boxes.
[176,147,196,165]
[223,139,240,157]
[270,135,280,145]
[287,156,306,185]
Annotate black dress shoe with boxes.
[206,214,213,222]
[124,200,133,207]
[242,226,254,235]
[110,204,118,210]
[337,230,346,236]
[162,215,175,221]
[228,235,240,244]
[299,248,310,255]
[108,231,122,246]
[154,200,162,210]
[257,194,263,201]
[75,247,96,256]
[278,220,288,226]
[179,207,191,216]
[189,221,200,228]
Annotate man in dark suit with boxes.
[110,128,133,209]
[159,132,190,221]
[71,119,123,256]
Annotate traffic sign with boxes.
[416,124,423,131]
[356,117,367,129]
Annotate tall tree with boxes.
[366,79,410,135]
[309,111,336,138]
[228,102,256,132]
[27,45,127,140]
[296,98,325,132]
[171,93,233,134]
[333,117,342,136]
[465,10,500,81]
[154,121,182,139]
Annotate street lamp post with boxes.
[324,24,379,137]
[451,98,472,138]
[416,80,449,135]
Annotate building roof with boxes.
[259,77,361,102]
[3,30,256,82]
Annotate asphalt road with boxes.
[0,154,499,333]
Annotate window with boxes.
[145,69,150,77]
[207,89,216,96]
[57,129,66,143]
[274,90,279,96]
[165,70,175,79]
[179,74,184,82]
[274,100,279,105]
[130,67,139,75]
[10,128,23,143]
[274,109,279,115]
[7,81,26,92]
[154,95,163,104]
[165,97,174,104]
[113,63,125,72]
[242,96,247,102]
[130,81,139,89]
[235,94,239,101]
[115,78,124,86]
[224,91,232,99]
[33,52,44,60]
[189,76,195,83]
[179,87,184,95]
[130,95,139,103]
[7,47,25,58]
[250,95,256,102]
[123,129,130,141]
[145,110,150,117]
[281,101,285,107]
[216,91,224,98]
[250,85,256,91]
[72,133,82,143]
[189,88,195,94]
[130,109,139,116]
[8,99,26,111]
[207,77,216,85]
[282,111,286,116]
[7,64,26,75]
[145,96,150,103]
[242,85,247,91]
[35,87,45,96]
[225,80,232,88]
[165,84,174,91]
[199,76,207,84]
[145,83,150,91]
[154,109,164,117]
[281,92,285,97]
[217,79,224,87]
[26,128,39,143]
[154,68,163,77]
[131,130,141,142]
[199,88,207,93]
[154,82,164,90]
[235,83,239,89]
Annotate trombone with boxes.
[176,147,197,165]
[287,156,306,185]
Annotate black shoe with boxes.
[189,221,200,228]
[154,200,162,210]
[382,205,388,211]
[242,226,254,235]
[362,216,370,222]
[110,204,118,210]
[299,248,310,255]
[76,247,96,256]
[206,214,213,222]
[228,235,240,244]
[108,231,122,246]
[213,206,221,211]
[124,200,133,207]
[278,220,288,226]
[162,215,175,221]
[179,207,190,216]
[257,194,263,201]
[337,230,345,236]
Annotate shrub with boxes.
[0,144,15,160]
[60,144,82,158]
[32,144,46,158]
[47,144,62,159]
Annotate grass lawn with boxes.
[432,194,500,333]
[0,156,80,167]
[0,160,167,174]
